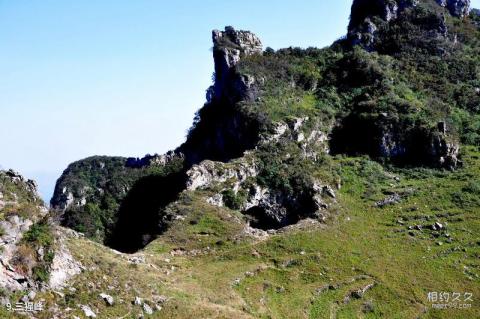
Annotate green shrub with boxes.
[32,265,50,282]
[23,221,53,247]
[222,189,244,210]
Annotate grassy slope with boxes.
[7,147,478,319]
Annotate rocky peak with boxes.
[348,0,418,48]
[3,169,40,198]
[436,0,471,17]
[210,26,263,102]
[348,0,471,49]
[212,26,263,58]
[349,0,418,31]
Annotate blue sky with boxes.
[0,0,479,201]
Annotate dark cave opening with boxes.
[106,171,187,253]
[244,206,300,231]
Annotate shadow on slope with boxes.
[106,171,187,253]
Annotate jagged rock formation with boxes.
[0,170,48,291]
[178,26,263,165]
[186,156,336,229]
[348,0,419,48]
[331,117,460,169]
[339,0,464,168]
[209,26,263,103]
[0,170,82,293]
[347,0,471,49]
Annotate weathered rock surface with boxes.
[48,227,84,290]
[80,304,97,318]
[187,155,336,230]
[186,156,258,191]
[0,170,49,291]
[0,170,83,294]
[0,215,35,291]
[99,293,114,306]
[210,26,263,103]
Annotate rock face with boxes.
[348,0,418,48]
[0,170,48,291]
[186,157,258,191]
[0,170,81,293]
[0,215,35,291]
[436,0,471,17]
[210,26,263,103]
[348,0,470,49]
[331,116,460,169]
[48,227,84,290]
[349,0,418,29]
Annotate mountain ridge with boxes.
[50,0,480,253]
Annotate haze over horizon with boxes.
[1,0,479,202]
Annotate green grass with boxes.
[13,147,478,319]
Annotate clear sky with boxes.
[1,0,479,201]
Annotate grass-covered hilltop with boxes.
[1,0,479,318]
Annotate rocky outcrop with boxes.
[126,151,183,168]
[349,0,418,29]
[48,227,84,290]
[0,215,36,291]
[186,156,258,191]
[348,0,470,49]
[261,117,330,160]
[331,116,460,169]
[348,0,419,48]
[210,26,263,103]
[178,29,264,166]
[0,170,47,291]
[50,156,130,213]
[186,155,336,230]
[436,0,471,17]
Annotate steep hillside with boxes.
[5,147,480,318]
[0,169,83,318]
[50,155,184,247]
